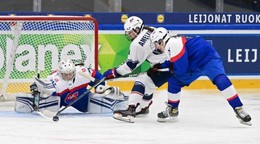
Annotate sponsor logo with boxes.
[65,91,79,103]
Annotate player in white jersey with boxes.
[149,27,252,126]
[103,16,173,122]
[15,59,126,115]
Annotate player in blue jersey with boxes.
[149,27,252,126]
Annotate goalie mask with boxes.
[58,59,76,81]
[124,16,144,41]
[150,27,170,53]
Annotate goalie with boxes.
[15,59,127,115]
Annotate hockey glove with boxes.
[159,60,172,69]
[30,82,38,92]
[160,60,174,74]
[103,68,120,79]
[30,82,40,111]
[147,61,173,77]
[147,63,161,77]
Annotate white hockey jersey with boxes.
[116,28,170,75]
[46,66,97,107]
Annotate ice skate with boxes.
[136,107,149,115]
[136,101,153,116]
[113,105,136,123]
[157,104,179,122]
[234,107,252,126]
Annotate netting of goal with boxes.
[0,16,98,100]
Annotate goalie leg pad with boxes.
[15,94,34,113]
[39,96,60,114]
[88,97,128,114]
[15,93,60,113]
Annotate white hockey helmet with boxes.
[150,27,170,44]
[124,16,144,40]
[150,27,170,52]
[58,59,76,81]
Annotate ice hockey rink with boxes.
[0,89,259,144]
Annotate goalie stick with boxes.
[52,77,106,122]
[78,70,126,99]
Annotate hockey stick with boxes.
[101,71,147,82]
[51,68,144,121]
[52,77,106,122]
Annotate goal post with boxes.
[0,16,98,100]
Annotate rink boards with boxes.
[1,13,260,94]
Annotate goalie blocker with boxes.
[15,84,128,114]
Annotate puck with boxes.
[53,116,59,122]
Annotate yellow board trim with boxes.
[107,79,260,91]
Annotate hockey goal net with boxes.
[0,16,98,100]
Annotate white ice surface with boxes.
[0,89,259,144]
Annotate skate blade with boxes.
[113,113,135,123]
[135,112,149,118]
[136,114,148,118]
[157,117,178,123]
[239,120,252,126]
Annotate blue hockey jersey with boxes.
[165,36,221,75]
